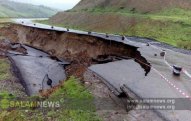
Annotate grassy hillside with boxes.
[46,0,191,49]
[73,0,191,13]
[0,0,58,18]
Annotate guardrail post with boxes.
[160,51,165,57]
[106,33,109,38]
[122,36,125,40]
[88,31,91,34]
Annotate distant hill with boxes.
[0,0,58,18]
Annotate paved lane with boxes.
[8,44,67,96]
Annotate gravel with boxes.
[0,79,27,97]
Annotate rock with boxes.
[85,81,91,85]
[160,51,165,57]
[114,112,119,114]
[11,44,21,50]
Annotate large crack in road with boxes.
[0,23,150,79]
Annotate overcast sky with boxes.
[11,0,81,10]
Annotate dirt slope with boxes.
[50,12,139,33]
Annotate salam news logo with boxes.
[0,99,60,109]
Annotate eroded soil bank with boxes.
[0,24,150,78]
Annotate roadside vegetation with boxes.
[40,7,191,49]
[0,59,11,80]
[0,77,101,121]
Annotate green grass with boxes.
[77,7,191,25]
[124,19,191,47]
[0,59,11,80]
[0,77,101,121]
[70,7,191,28]
[0,111,25,121]
[0,91,15,98]
[51,76,93,98]
[0,92,15,111]
[47,76,100,121]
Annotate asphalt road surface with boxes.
[8,44,67,95]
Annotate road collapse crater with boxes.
[0,24,151,96]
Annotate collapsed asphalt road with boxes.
[8,44,68,96]
[90,59,146,96]
[90,45,191,121]
[0,19,190,121]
